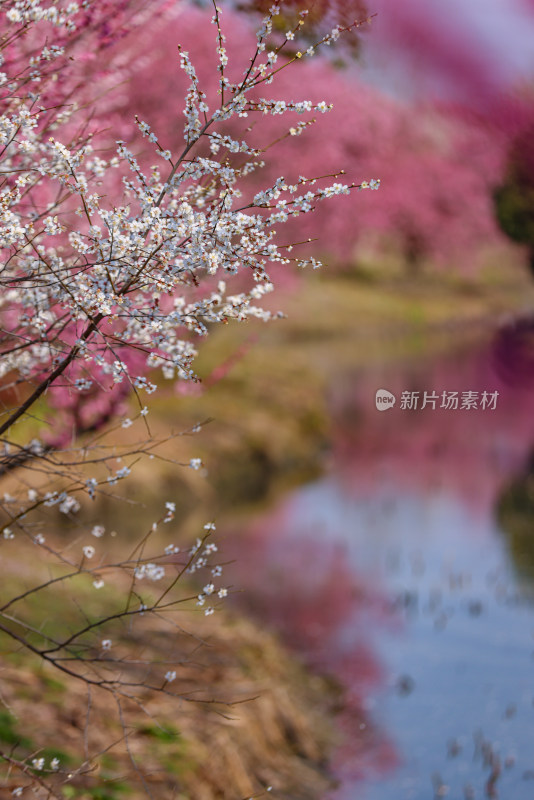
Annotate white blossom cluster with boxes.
[5,0,80,30]
[125,520,225,617]
[0,0,379,442]
[134,562,166,581]
[0,10,380,796]
[31,755,60,771]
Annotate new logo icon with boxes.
[375,388,396,411]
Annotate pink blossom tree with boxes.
[95,1,510,273]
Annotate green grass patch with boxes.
[0,710,32,749]
[138,721,181,743]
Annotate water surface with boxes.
[226,336,534,799]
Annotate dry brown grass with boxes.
[1,600,340,799]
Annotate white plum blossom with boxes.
[134,563,165,581]
[59,494,80,514]
[0,1,377,460]
[0,7,379,797]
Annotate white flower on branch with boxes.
[59,494,81,514]
[134,563,165,581]
[0,3,376,435]
[0,11,378,773]
[86,479,98,500]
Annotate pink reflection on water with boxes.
[224,509,399,786]
[225,335,534,792]
[328,337,534,513]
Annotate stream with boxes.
[224,326,534,799]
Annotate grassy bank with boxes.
[0,540,342,800]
